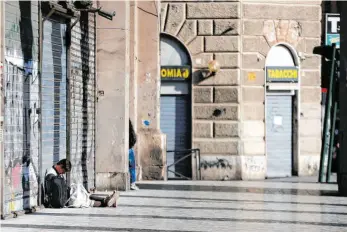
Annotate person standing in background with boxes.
[129,119,139,190]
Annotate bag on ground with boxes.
[67,183,93,208]
[46,175,68,208]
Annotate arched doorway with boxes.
[265,44,300,178]
[160,33,192,179]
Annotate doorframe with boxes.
[159,33,194,179]
[264,42,301,178]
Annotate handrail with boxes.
[166,149,201,180]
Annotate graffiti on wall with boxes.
[3,1,40,215]
[243,157,265,173]
[4,60,40,213]
[200,158,233,170]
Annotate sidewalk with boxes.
[1,178,345,232]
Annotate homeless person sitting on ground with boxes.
[44,159,119,208]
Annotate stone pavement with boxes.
[1,179,347,232]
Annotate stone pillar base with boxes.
[298,155,320,176]
[95,172,130,191]
[137,130,167,180]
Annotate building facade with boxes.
[0,0,98,219]
[0,0,327,219]
[97,0,323,183]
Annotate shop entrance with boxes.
[160,34,192,179]
[265,44,300,178]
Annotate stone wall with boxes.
[241,1,322,176]
[160,0,323,180]
[161,1,242,180]
[243,1,322,177]
[96,1,130,190]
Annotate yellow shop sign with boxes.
[161,66,190,80]
[266,66,299,83]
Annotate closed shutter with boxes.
[41,18,67,178]
[160,95,191,178]
[70,12,96,189]
[266,95,292,178]
[3,1,40,216]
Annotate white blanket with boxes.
[67,183,93,208]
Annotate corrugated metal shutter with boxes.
[70,12,96,189]
[3,1,40,216]
[266,95,292,178]
[160,95,191,179]
[41,18,67,178]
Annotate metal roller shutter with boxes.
[160,95,191,179]
[3,1,40,216]
[266,95,293,178]
[41,18,67,179]
[69,12,96,189]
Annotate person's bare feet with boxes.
[104,191,120,207]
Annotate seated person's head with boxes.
[55,159,71,174]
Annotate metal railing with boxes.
[166,149,201,180]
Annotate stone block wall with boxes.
[161,1,242,180]
[241,1,322,178]
[241,1,322,176]
[160,0,323,180]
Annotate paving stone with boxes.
[2,180,343,232]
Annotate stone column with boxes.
[95,0,130,191]
[129,1,140,180]
[136,1,167,180]
[129,1,137,128]
[0,0,4,210]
